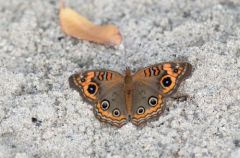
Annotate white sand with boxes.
[0,0,240,157]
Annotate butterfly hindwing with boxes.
[95,83,128,127]
[131,81,165,126]
[69,70,128,127]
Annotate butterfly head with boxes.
[125,67,131,77]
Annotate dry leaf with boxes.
[59,0,122,46]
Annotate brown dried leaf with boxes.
[59,0,122,46]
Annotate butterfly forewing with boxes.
[133,62,192,96]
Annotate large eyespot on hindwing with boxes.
[148,96,158,107]
[100,100,110,111]
[160,75,176,93]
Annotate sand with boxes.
[0,0,240,157]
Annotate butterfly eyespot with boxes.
[137,107,145,115]
[87,84,97,94]
[101,100,110,111]
[148,96,158,106]
[112,109,121,117]
[173,68,178,73]
[161,76,172,87]
[80,78,86,82]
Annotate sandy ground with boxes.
[0,0,240,157]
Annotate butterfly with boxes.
[69,62,192,127]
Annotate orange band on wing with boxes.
[80,71,96,86]
[132,95,163,120]
[152,67,160,76]
[96,102,127,121]
[131,95,164,126]
[98,71,104,81]
[106,72,112,80]
[163,64,184,77]
[144,68,151,77]
[86,72,95,79]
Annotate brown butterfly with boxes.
[69,62,192,127]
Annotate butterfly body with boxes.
[69,62,192,127]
